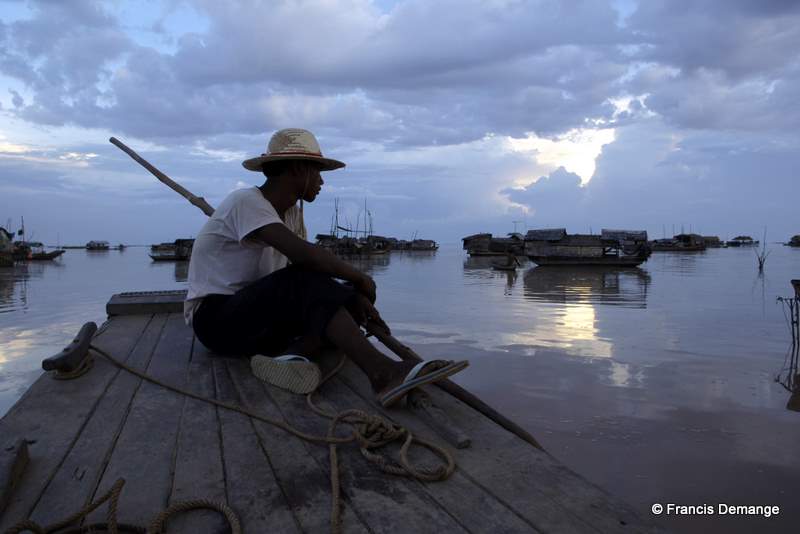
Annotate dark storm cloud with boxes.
[0,0,631,143]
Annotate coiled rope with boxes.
[9,345,456,533]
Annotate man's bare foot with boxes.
[374,360,469,408]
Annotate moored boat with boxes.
[27,242,65,261]
[149,238,194,261]
[726,235,758,247]
[0,227,13,267]
[462,233,524,256]
[86,240,110,251]
[650,233,706,251]
[524,228,650,266]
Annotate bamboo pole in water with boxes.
[109,136,545,452]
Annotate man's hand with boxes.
[354,274,377,303]
[349,294,391,335]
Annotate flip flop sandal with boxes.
[378,359,469,408]
[250,354,322,394]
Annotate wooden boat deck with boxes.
[1,292,654,533]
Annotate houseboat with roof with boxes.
[0,227,13,267]
[650,233,706,251]
[86,240,110,251]
[462,233,524,256]
[726,235,758,247]
[149,238,194,261]
[523,228,650,266]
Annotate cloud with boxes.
[500,116,800,238]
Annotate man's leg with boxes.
[323,307,418,393]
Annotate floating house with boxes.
[0,227,13,267]
[462,233,523,256]
[726,235,758,247]
[787,235,800,247]
[409,239,439,251]
[523,228,650,266]
[650,233,706,251]
[702,236,722,248]
[86,240,110,251]
[149,239,195,261]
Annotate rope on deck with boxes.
[5,478,240,534]
[20,343,456,534]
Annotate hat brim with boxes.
[242,154,345,172]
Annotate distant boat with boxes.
[149,238,194,261]
[462,233,524,256]
[409,239,439,251]
[491,261,518,271]
[28,242,64,261]
[524,228,651,266]
[86,240,110,251]
[0,227,14,266]
[650,233,706,252]
[726,235,758,247]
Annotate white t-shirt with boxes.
[183,186,305,325]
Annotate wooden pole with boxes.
[365,322,544,451]
[109,137,215,217]
[109,136,545,452]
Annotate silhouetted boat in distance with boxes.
[726,235,758,247]
[524,228,651,266]
[149,239,194,261]
[86,240,110,251]
[462,233,524,256]
[650,233,706,252]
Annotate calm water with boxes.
[1,245,799,532]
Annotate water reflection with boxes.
[173,261,189,282]
[651,250,704,274]
[522,266,650,309]
[342,253,391,276]
[776,344,800,412]
[393,250,438,263]
[0,261,65,314]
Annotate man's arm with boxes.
[247,223,377,301]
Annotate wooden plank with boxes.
[336,362,654,533]
[85,313,191,527]
[314,365,541,534]
[0,315,151,531]
[225,358,370,534]
[212,357,301,533]
[261,362,469,533]
[106,290,186,316]
[166,341,229,534]
[27,314,169,527]
[0,441,28,517]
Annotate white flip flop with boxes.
[250,354,321,394]
[378,359,469,408]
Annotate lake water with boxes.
[1,244,799,532]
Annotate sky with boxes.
[0,0,798,245]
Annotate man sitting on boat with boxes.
[184,128,467,407]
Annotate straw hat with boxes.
[242,128,345,172]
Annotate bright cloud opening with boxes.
[506,128,616,186]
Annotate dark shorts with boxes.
[192,265,356,357]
